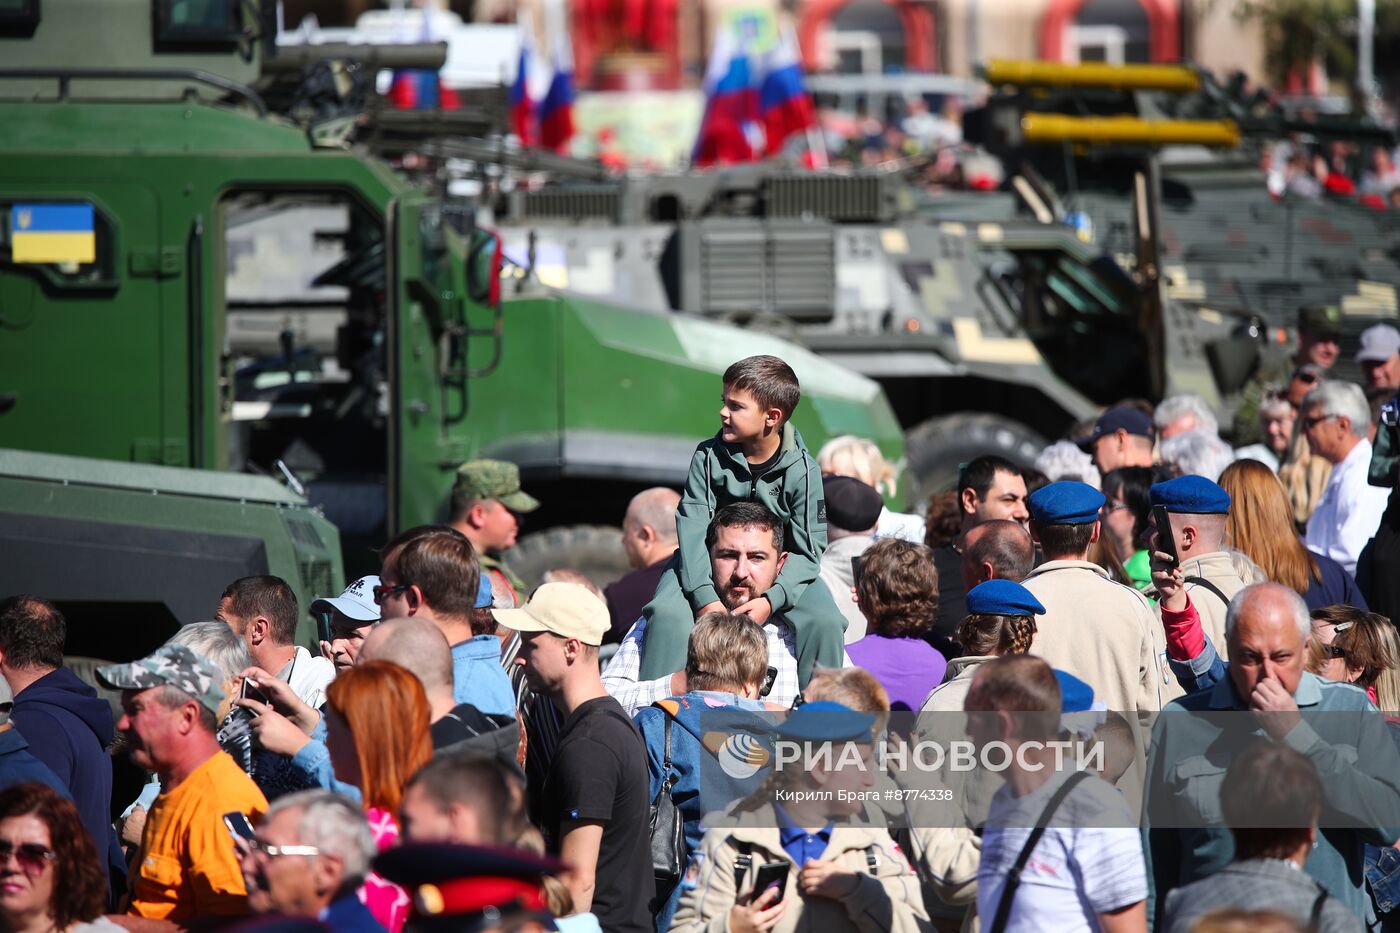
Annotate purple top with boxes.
[845,634,948,712]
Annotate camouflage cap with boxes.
[1297,303,1343,336]
[453,459,540,513]
[96,644,225,716]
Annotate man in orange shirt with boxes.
[98,644,268,921]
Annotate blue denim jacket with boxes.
[451,635,517,717]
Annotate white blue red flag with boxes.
[538,30,576,154]
[510,27,537,147]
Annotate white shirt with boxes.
[1305,438,1390,575]
[281,645,336,710]
[976,771,1147,933]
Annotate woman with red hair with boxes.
[324,660,433,933]
[0,783,118,933]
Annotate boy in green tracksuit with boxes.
[638,355,846,687]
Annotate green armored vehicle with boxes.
[0,449,341,660]
[0,0,902,601]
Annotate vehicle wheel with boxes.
[903,414,1047,505]
[503,525,629,592]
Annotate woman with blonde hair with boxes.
[816,435,925,542]
[1218,459,1367,610]
[1307,606,1400,713]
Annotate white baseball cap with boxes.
[1357,324,1400,363]
[310,575,381,623]
[491,582,608,646]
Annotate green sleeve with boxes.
[1370,415,1398,488]
[676,443,720,611]
[765,451,827,615]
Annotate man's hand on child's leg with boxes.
[731,596,773,625]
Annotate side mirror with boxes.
[466,228,502,308]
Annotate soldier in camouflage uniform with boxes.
[450,459,540,608]
[99,644,268,921]
[1235,304,1343,446]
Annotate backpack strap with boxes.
[1308,883,1331,930]
[662,715,675,788]
[731,839,754,893]
[1184,575,1230,607]
[987,771,1092,933]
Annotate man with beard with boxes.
[602,501,843,715]
[98,644,267,920]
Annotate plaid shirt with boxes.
[602,615,806,716]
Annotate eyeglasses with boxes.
[1302,413,1338,431]
[1293,371,1320,384]
[371,583,412,605]
[1321,644,1348,661]
[248,842,321,859]
[0,841,56,874]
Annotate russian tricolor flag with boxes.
[538,32,576,154]
[759,30,823,165]
[692,26,761,167]
[510,29,537,148]
[693,22,823,167]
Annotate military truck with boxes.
[0,0,903,597]
[485,61,1400,497]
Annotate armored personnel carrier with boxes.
[0,0,902,601]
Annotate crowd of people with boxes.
[0,340,1398,933]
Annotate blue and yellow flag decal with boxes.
[11,203,95,264]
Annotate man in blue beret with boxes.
[1149,475,1246,667]
[1022,482,1180,713]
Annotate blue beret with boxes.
[1027,481,1105,525]
[474,573,494,609]
[1054,670,1096,713]
[1149,474,1231,514]
[776,701,874,743]
[965,579,1045,617]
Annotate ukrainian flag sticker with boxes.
[11,203,96,264]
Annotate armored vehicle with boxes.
[489,61,1400,496]
[0,448,342,662]
[0,0,902,599]
[965,60,1400,404]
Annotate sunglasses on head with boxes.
[0,841,55,874]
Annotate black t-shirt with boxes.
[537,695,651,933]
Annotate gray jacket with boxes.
[1162,858,1362,933]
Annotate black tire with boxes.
[503,525,630,592]
[903,413,1047,504]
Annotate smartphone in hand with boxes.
[1151,506,1179,567]
[752,861,790,904]
[223,811,255,843]
[239,677,271,709]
